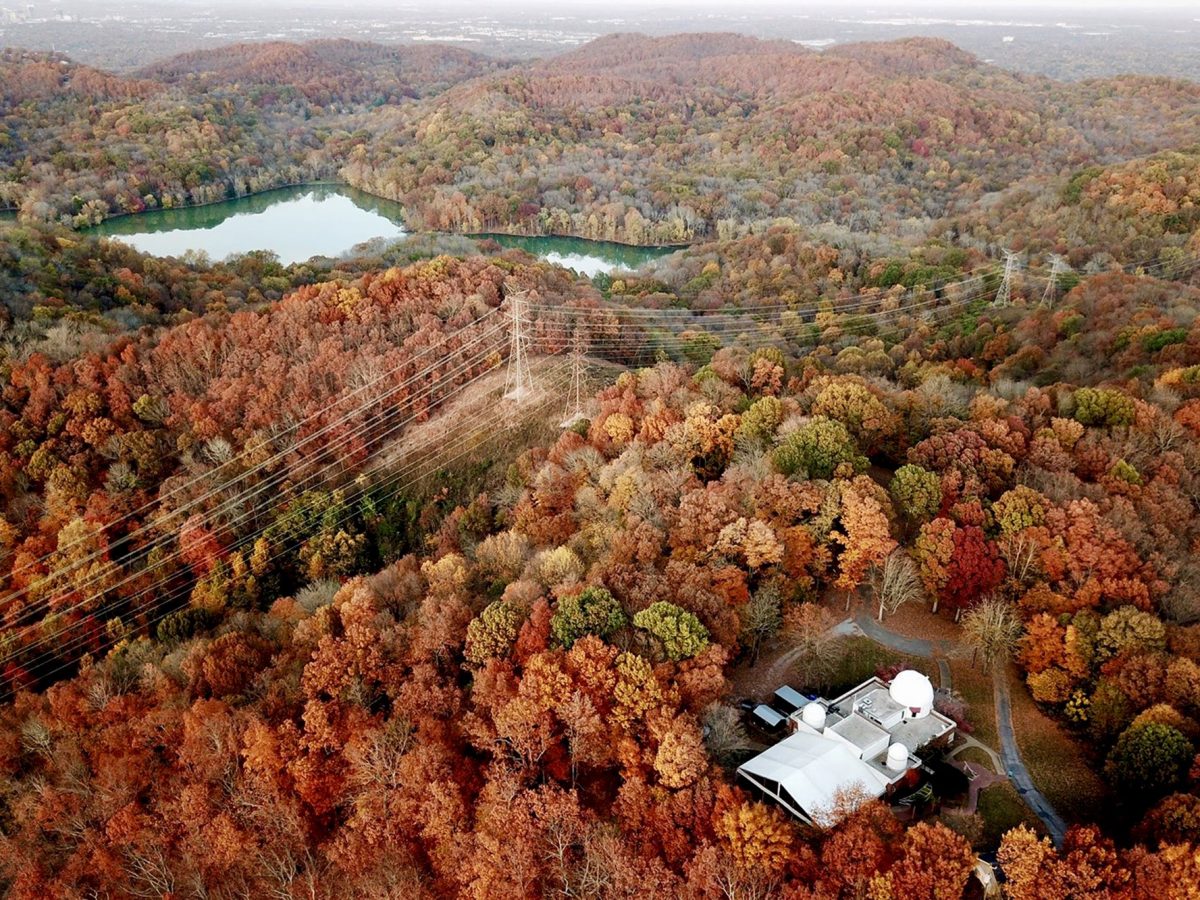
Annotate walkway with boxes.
[994,669,1068,846]
[852,608,1067,846]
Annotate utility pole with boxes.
[1041,255,1067,308]
[560,330,587,428]
[994,250,1020,307]
[503,291,534,402]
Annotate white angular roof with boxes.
[737,729,892,825]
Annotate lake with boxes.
[89,185,679,275]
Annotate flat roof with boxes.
[828,676,955,750]
[774,685,807,711]
[752,704,787,728]
[828,714,890,754]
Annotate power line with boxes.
[0,331,513,651]
[7,242,1200,677]
[14,360,579,681]
[0,307,505,600]
[8,286,986,670]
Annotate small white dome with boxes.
[800,702,826,730]
[889,670,935,714]
[886,742,910,772]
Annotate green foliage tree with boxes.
[771,417,866,480]
[633,601,711,661]
[737,396,784,445]
[550,585,627,649]
[1073,387,1136,427]
[1105,722,1193,797]
[155,607,216,645]
[889,464,942,525]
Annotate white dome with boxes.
[886,742,910,772]
[800,702,826,730]
[889,670,935,715]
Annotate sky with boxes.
[184,0,1198,8]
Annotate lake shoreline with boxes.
[86,185,683,273]
[74,180,699,252]
[467,231,694,251]
[86,180,350,228]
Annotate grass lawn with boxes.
[1005,667,1113,829]
[955,746,997,773]
[977,782,1045,847]
[948,660,1000,750]
[826,636,919,696]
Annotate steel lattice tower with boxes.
[994,250,1020,307]
[560,330,587,428]
[1041,255,1068,308]
[503,291,534,402]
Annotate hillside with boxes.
[135,39,509,105]
[342,34,1200,259]
[3,28,1200,897]
[0,41,502,225]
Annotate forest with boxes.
[3,32,1200,274]
[1,27,1200,900]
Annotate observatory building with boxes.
[736,670,955,825]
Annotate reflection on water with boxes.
[92,186,405,266]
[89,184,681,273]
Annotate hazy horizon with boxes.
[1,0,1197,80]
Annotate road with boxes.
[852,609,1067,846]
[993,669,1068,846]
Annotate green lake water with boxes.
[89,184,679,274]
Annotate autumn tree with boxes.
[889,464,942,526]
[834,478,897,607]
[870,820,975,900]
[465,601,525,665]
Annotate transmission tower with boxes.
[994,250,1020,307]
[1040,255,1068,308]
[560,330,587,428]
[503,291,534,402]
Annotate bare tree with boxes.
[869,550,923,621]
[782,602,845,691]
[702,702,752,766]
[739,583,783,661]
[960,597,1023,671]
